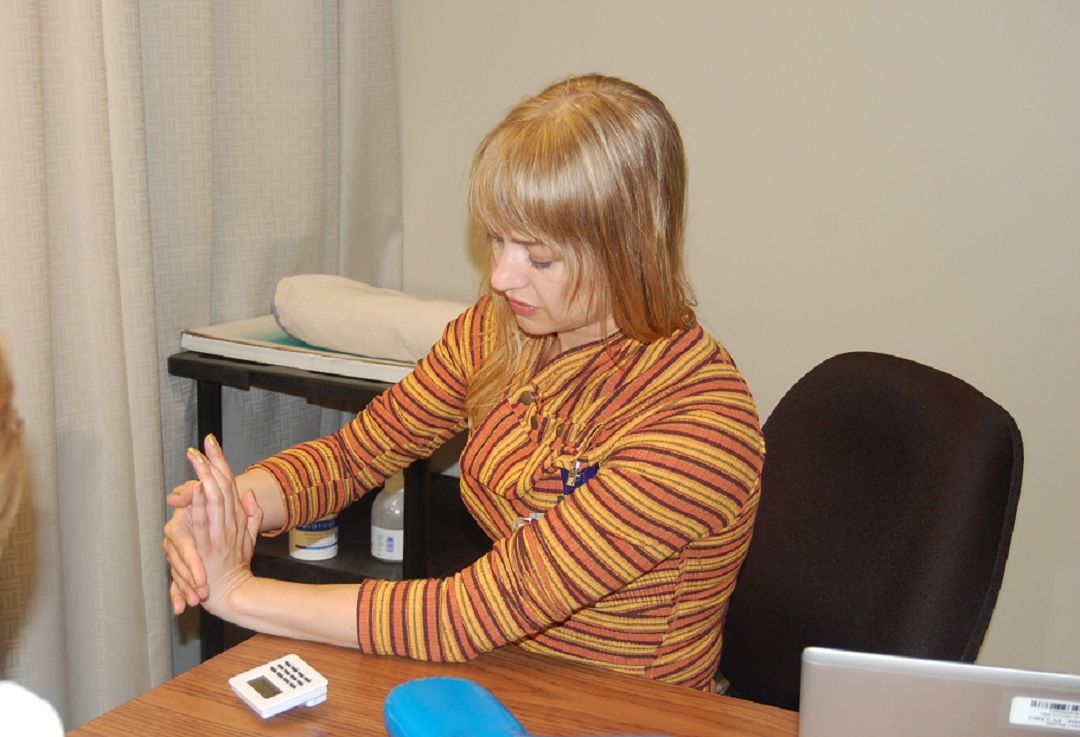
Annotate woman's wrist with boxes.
[206,567,257,622]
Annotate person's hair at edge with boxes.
[0,347,25,548]
[465,73,696,422]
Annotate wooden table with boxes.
[69,634,799,737]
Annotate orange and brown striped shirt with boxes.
[254,295,763,690]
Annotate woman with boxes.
[165,74,764,691]
[1,341,65,733]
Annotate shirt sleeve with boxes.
[251,298,489,531]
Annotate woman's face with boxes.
[488,232,612,353]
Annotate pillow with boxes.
[272,275,469,363]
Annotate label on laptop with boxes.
[1009,696,1080,732]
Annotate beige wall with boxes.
[392,1,1080,675]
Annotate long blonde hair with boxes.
[465,74,696,422]
[0,348,25,547]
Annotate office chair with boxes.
[717,351,1024,712]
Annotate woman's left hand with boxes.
[186,446,264,618]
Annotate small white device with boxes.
[228,653,328,719]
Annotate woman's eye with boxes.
[487,231,555,269]
[525,243,556,270]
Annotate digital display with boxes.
[248,675,282,699]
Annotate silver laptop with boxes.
[799,647,1080,736]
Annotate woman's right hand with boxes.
[164,478,209,615]
[163,434,244,615]
[163,437,287,615]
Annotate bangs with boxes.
[468,117,606,266]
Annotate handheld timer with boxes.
[228,653,328,719]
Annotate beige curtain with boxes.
[0,0,401,728]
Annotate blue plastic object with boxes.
[384,677,526,737]
[383,677,664,737]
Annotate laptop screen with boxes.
[799,647,1080,736]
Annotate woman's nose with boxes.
[490,246,526,292]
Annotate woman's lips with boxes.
[508,299,540,317]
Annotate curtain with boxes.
[0,0,401,728]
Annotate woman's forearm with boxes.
[223,577,360,648]
[235,467,287,533]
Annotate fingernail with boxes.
[206,433,219,449]
[187,448,206,464]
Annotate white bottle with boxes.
[371,471,405,562]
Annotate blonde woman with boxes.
[165,75,763,691]
[0,342,23,547]
[0,341,64,733]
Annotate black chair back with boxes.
[718,352,1023,711]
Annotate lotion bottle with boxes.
[371,471,405,561]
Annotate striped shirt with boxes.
[255,295,763,690]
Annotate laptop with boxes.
[799,647,1080,736]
